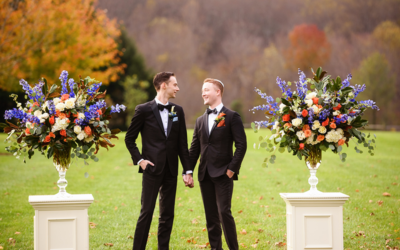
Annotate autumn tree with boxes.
[353,52,396,125]
[0,0,123,92]
[285,24,331,71]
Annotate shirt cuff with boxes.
[185,171,193,175]
[137,159,144,165]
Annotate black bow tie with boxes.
[158,104,171,112]
[207,108,218,115]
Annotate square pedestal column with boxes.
[280,193,349,250]
[29,194,94,250]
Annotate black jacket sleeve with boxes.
[177,106,191,173]
[188,117,201,174]
[125,104,145,165]
[228,112,247,173]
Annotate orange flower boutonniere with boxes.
[215,112,226,127]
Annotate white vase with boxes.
[304,161,323,194]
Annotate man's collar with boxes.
[209,103,224,113]
[155,97,169,106]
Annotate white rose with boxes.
[55,102,65,112]
[306,92,317,100]
[333,111,341,116]
[84,136,94,143]
[42,101,48,111]
[77,131,87,141]
[41,113,49,119]
[279,103,286,112]
[306,132,315,144]
[52,124,61,132]
[318,126,327,134]
[312,120,321,130]
[336,128,344,135]
[305,99,313,107]
[34,110,42,118]
[74,126,82,134]
[78,112,85,119]
[311,105,320,114]
[292,118,303,127]
[53,98,61,106]
[296,131,306,140]
[64,98,76,109]
[40,118,45,123]
[272,121,279,131]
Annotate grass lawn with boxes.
[0,129,399,249]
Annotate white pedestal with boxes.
[29,194,94,250]
[280,192,349,250]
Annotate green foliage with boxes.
[230,99,245,123]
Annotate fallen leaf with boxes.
[383,192,391,197]
[377,200,383,206]
[102,211,106,214]
[240,243,247,248]
[14,232,20,234]
[188,209,193,212]
[202,228,206,232]
[258,228,264,233]
[127,235,133,239]
[89,222,97,229]
[238,210,243,214]
[104,243,113,246]
[259,196,263,200]
[8,238,16,246]
[240,229,247,235]
[355,189,359,192]
[370,212,375,216]
[191,219,198,224]
[114,206,118,210]
[274,241,285,247]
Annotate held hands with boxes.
[226,169,234,178]
[139,160,154,170]
[183,174,194,188]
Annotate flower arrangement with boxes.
[251,67,379,166]
[1,70,126,171]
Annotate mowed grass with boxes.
[0,129,399,249]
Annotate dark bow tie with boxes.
[207,108,218,115]
[158,103,171,112]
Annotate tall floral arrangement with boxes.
[1,71,125,171]
[251,67,378,166]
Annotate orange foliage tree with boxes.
[0,0,124,91]
[285,24,331,71]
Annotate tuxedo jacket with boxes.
[189,106,247,181]
[125,100,191,176]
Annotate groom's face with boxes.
[164,76,179,99]
[202,81,218,106]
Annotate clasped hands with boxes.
[183,169,234,188]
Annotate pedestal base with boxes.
[280,192,349,250]
[29,194,94,250]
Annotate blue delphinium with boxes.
[359,100,379,110]
[276,77,293,98]
[296,69,308,99]
[47,100,56,115]
[68,79,76,98]
[250,88,278,116]
[87,82,102,97]
[19,79,34,100]
[341,74,352,89]
[4,108,39,124]
[59,70,69,95]
[352,84,366,98]
[318,109,330,122]
[110,104,127,114]
[307,107,314,125]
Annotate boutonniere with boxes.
[168,106,177,120]
[215,112,226,127]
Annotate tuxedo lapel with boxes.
[167,114,173,138]
[151,100,166,137]
[203,111,209,138]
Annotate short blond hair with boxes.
[203,78,224,96]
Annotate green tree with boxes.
[353,52,396,125]
[123,75,150,128]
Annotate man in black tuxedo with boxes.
[125,72,192,250]
[186,78,247,250]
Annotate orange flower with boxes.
[60,130,67,137]
[282,114,290,122]
[58,113,67,119]
[66,119,70,123]
[96,117,100,121]
[66,112,71,118]
[312,97,319,105]
[217,112,226,119]
[317,105,323,109]
[61,94,70,101]
[32,102,39,107]
[304,130,312,138]
[28,108,32,113]
[97,109,103,115]
[317,135,325,141]
[284,123,292,128]
[333,103,342,111]
[43,135,51,143]
[217,120,225,127]
[299,143,305,150]
[329,123,336,129]
[321,118,329,127]
[338,139,345,146]
[25,127,31,135]
[49,132,56,138]
[302,124,310,131]
[49,116,55,125]
[301,109,308,117]
[84,126,92,136]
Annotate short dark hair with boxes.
[153,72,175,90]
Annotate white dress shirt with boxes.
[138,98,169,165]
[208,103,224,133]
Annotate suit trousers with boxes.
[132,164,177,250]
[199,169,238,250]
